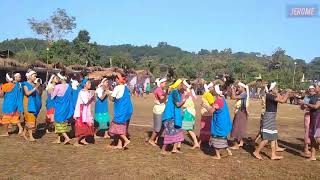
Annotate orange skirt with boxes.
[1,111,20,125]
[24,96,36,129]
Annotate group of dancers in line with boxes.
[0,69,320,161]
[147,78,320,160]
[0,69,133,149]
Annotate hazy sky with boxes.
[1,0,319,61]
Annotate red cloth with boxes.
[75,104,94,138]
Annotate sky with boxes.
[1,0,319,62]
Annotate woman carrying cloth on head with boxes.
[0,73,24,136]
[45,74,59,133]
[51,72,73,144]
[94,78,111,139]
[200,82,215,145]
[148,78,167,147]
[203,84,233,160]
[73,79,96,146]
[181,84,200,149]
[22,70,42,142]
[108,73,133,149]
[161,79,189,155]
[253,82,291,160]
[303,82,320,161]
[230,82,250,149]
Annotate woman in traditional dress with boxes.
[94,78,111,139]
[108,73,133,149]
[203,84,233,160]
[148,78,167,146]
[253,82,290,160]
[303,82,320,161]
[45,74,59,133]
[182,85,200,149]
[73,79,95,146]
[300,86,314,156]
[0,73,24,136]
[199,82,215,145]
[145,83,151,95]
[13,73,24,115]
[51,72,73,144]
[22,70,42,142]
[230,82,250,149]
[161,79,189,155]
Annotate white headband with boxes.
[214,84,223,96]
[26,71,36,78]
[57,73,67,81]
[269,82,277,91]
[98,78,108,87]
[204,82,213,92]
[183,80,191,89]
[48,74,56,85]
[34,78,42,84]
[14,73,21,77]
[238,82,247,89]
[309,85,315,90]
[71,78,79,90]
[6,73,13,82]
[156,78,167,87]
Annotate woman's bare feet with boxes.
[271,155,283,160]
[148,140,158,147]
[253,151,263,160]
[212,156,221,160]
[29,137,36,142]
[0,133,9,137]
[103,134,110,139]
[172,150,183,154]
[160,151,171,156]
[230,145,240,150]
[226,148,233,156]
[123,140,131,148]
[191,144,200,150]
[80,139,89,145]
[52,138,61,144]
[74,142,84,147]
[276,147,286,152]
[307,157,317,161]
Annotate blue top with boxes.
[162,89,182,128]
[46,92,55,110]
[71,87,81,115]
[113,86,133,124]
[16,82,24,113]
[53,84,73,123]
[211,97,232,138]
[24,82,42,116]
[95,96,108,114]
[2,83,19,114]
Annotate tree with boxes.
[72,30,100,66]
[28,8,76,42]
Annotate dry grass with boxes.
[0,95,318,179]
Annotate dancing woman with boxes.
[0,73,24,136]
[230,82,250,149]
[22,70,42,142]
[94,78,111,139]
[182,85,200,149]
[303,83,320,161]
[253,82,290,160]
[161,79,189,155]
[45,74,59,133]
[148,78,167,146]
[73,79,95,146]
[108,73,133,149]
[199,82,215,145]
[204,84,233,160]
[51,72,73,144]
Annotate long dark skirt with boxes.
[309,112,320,141]
[261,112,278,140]
[231,110,248,140]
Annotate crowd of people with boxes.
[0,69,320,161]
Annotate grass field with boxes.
[0,94,319,179]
